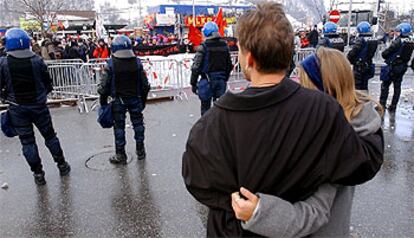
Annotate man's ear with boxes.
[246,52,255,69]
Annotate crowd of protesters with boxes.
[0,31,193,62]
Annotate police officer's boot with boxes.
[54,156,71,176]
[58,162,71,176]
[110,148,127,164]
[33,171,46,186]
[31,164,46,185]
[136,142,146,160]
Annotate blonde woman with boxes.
[231,47,383,237]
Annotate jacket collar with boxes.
[214,78,301,111]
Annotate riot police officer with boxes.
[190,22,233,115]
[379,23,414,112]
[98,35,150,164]
[347,21,378,93]
[319,22,345,52]
[0,28,70,185]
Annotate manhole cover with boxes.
[85,151,134,171]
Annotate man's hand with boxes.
[231,187,260,222]
[192,85,198,95]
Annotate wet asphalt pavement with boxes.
[1,75,414,238]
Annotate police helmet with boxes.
[202,21,219,37]
[395,23,412,36]
[111,35,135,58]
[323,22,338,34]
[5,28,30,52]
[357,21,371,34]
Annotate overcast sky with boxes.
[94,0,412,14]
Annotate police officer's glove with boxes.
[192,85,198,95]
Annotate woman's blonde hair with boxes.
[298,47,383,121]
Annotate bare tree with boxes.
[6,0,66,34]
[0,1,21,26]
[99,1,128,25]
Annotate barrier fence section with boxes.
[47,64,87,113]
[294,48,316,64]
[1,48,392,111]
[141,59,187,100]
[46,58,187,112]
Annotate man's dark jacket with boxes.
[307,29,319,47]
[182,78,384,237]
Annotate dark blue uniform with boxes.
[347,35,379,91]
[98,56,150,162]
[318,34,345,52]
[0,54,69,182]
[379,36,414,110]
[190,36,233,115]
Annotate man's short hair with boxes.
[236,2,294,73]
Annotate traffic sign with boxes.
[329,10,341,24]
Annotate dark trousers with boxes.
[200,79,227,115]
[112,97,144,154]
[354,70,369,91]
[380,65,407,107]
[8,104,64,173]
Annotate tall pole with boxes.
[192,0,196,27]
[373,0,381,37]
[138,0,142,22]
[347,0,353,47]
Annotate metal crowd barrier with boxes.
[47,64,88,113]
[141,59,187,100]
[294,48,316,64]
[45,59,84,65]
[177,52,245,92]
[1,47,393,112]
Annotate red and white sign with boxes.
[329,10,341,24]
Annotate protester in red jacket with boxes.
[93,39,110,59]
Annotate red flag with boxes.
[188,24,203,47]
[215,8,226,37]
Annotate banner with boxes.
[135,44,184,56]
[156,14,176,26]
[185,16,215,27]
[184,16,237,27]
[19,18,41,31]
[135,38,237,56]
